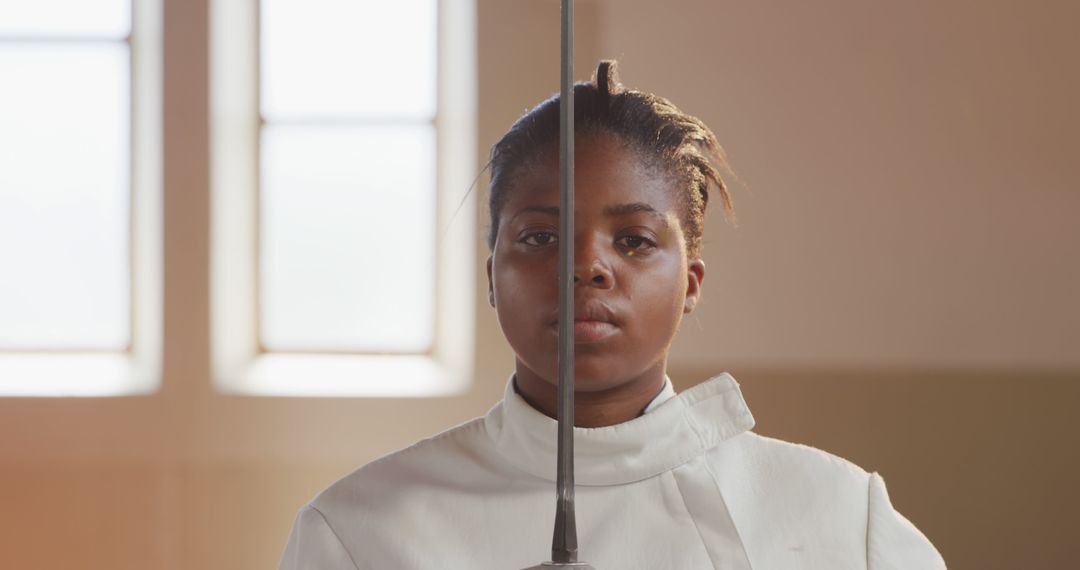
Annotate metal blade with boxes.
[523,564,596,569]
[551,0,578,564]
[524,1,596,569]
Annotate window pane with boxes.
[0,0,130,37]
[261,0,436,120]
[0,44,130,350]
[260,125,435,352]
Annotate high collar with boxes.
[643,376,677,413]
[483,373,755,486]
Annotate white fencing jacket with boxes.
[280,373,946,569]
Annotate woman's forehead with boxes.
[505,136,680,216]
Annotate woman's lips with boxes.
[550,320,619,344]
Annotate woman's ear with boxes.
[486,255,495,308]
[684,258,705,314]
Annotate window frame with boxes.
[0,0,162,397]
[209,0,476,397]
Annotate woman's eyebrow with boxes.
[510,205,560,222]
[603,202,668,226]
[509,202,667,224]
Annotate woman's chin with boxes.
[517,353,642,393]
[564,365,635,393]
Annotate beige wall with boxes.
[1,0,1077,568]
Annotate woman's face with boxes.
[487,133,705,394]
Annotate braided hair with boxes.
[487,59,734,258]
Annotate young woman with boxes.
[279,61,945,569]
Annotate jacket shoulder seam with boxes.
[309,504,361,570]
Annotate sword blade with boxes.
[553,0,577,564]
[524,2,596,568]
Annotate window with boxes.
[259,0,437,353]
[210,0,476,396]
[0,0,161,396]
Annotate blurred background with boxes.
[1,0,1077,568]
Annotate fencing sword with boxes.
[523,0,595,568]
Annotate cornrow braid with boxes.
[487,59,734,258]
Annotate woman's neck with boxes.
[512,360,668,427]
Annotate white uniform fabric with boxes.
[280,373,945,569]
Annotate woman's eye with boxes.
[522,231,558,246]
[616,235,656,252]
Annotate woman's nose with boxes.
[573,239,615,288]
